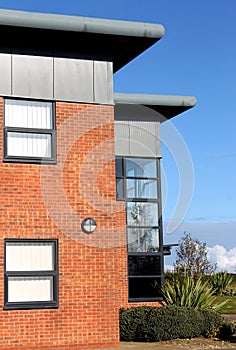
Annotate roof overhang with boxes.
[114,93,197,120]
[0,9,165,72]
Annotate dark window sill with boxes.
[4,301,59,310]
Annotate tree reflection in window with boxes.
[127,202,158,227]
[127,228,159,252]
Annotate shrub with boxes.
[210,272,233,295]
[119,307,146,341]
[219,321,236,340]
[120,305,235,342]
[161,274,227,311]
[200,309,226,337]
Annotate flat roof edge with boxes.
[114,93,197,107]
[0,9,165,38]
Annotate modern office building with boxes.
[0,9,196,349]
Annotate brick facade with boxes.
[0,98,129,349]
[0,98,162,350]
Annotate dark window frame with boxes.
[3,98,56,164]
[4,238,58,310]
[115,157,125,201]
[115,156,164,302]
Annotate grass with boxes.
[214,275,236,314]
[215,296,236,314]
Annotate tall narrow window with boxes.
[4,239,58,309]
[116,157,164,301]
[4,99,56,163]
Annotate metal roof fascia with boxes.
[114,93,197,108]
[0,9,165,38]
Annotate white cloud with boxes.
[207,245,236,273]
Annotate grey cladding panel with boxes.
[155,122,162,156]
[130,121,161,157]
[94,61,113,104]
[114,104,162,157]
[115,120,161,157]
[114,121,130,156]
[54,58,93,102]
[12,55,53,99]
[0,53,113,104]
[0,54,11,95]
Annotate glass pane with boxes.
[128,277,162,299]
[127,179,158,199]
[126,158,157,178]
[127,228,159,252]
[6,241,55,271]
[115,158,123,177]
[127,202,159,226]
[5,99,53,129]
[8,276,53,302]
[116,178,124,200]
[128,255,161,275]
[7,132,52,158]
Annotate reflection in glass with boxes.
[128,255,161,275]
[127,202,158,227]
[127,228,159,252]
[126,158,157,178]
[128,277,162,299]
[115,158,123,177]
[127,179,157,199]
[116,178,124,200]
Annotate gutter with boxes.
[0,9,165,38]
[114,93,197,108]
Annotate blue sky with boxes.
[0,0,235,270]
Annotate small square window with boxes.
[126,158,157,178]
[115,157,124,177]
[127,179,158,199]
[4,239,58,310]
[128,277,162,301]
[4,99,56,163]
[127,228,159,252]
[116,178,124,200]
[126,202,159,227]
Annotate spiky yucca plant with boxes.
[210,272,233,296]
[161,274,227,311]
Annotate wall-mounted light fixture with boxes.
[81,218,97,234]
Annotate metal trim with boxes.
[0,9,165,38]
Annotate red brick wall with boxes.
[0,98,127,349]
[0,98,161,349]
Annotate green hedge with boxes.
[120,306,235,342]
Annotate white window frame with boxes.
[3,99,56,164]
[4,239,58,310]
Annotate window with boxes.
[116,157,164,301]
[4,99,56,163]
[4,239,58,309]
[115,158,125,200]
